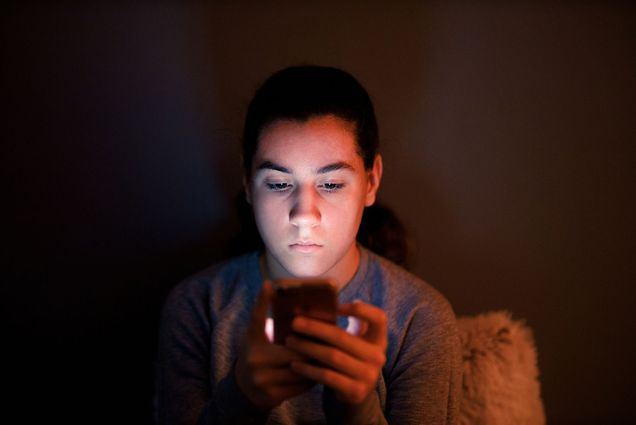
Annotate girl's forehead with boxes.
[255,116,362,168]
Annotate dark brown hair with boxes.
[241,65,379,178]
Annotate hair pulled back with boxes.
[242,65,379,177]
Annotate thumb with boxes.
[248,280,273,341]
[349,300,369,336]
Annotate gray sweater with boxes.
[154,246,461,424]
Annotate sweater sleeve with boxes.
[153,281,269,425]
[384,298,462,425]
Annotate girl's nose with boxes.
[289,185,321,228]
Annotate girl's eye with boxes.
[319,182,344,192]
[266,182,292,192]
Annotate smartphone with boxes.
[272,278,338,344]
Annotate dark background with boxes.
[3,2,634,424]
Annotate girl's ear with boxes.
[365,154,383,207]
[243,176,252,205]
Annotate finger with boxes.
[291,316,383,362]
[290,361,368,403]
[248,280,273,341]
[267,382,315,402]
[286,335,375,380]
[338,302,388,346]
[247,343,310,368]
[252,367,315,386]
[291,360,353,389]
[348,301,369,336]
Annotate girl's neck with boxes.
[259,243,361,291]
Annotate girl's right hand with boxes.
[234,281,315,409]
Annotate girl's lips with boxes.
[290,243,323,253]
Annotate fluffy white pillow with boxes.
[457,311,545,425]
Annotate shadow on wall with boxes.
[3,5,244,423]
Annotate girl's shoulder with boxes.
[364,248,456,323]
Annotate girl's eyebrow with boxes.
[317,161,355,174]
[256,160,290,174]
[256,160,355,175]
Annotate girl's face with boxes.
[247,115,382,287]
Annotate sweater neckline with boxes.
[338,244,370,300]
[249,244,371,299]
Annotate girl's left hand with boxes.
[285,302,388,404]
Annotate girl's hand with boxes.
[285,301,388,404]
[234,281,315,409]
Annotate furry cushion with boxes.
[457,311,545,425]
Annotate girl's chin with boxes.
[280,256,333,278]
[284,264,329,278]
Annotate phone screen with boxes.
[272,278,337,344]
